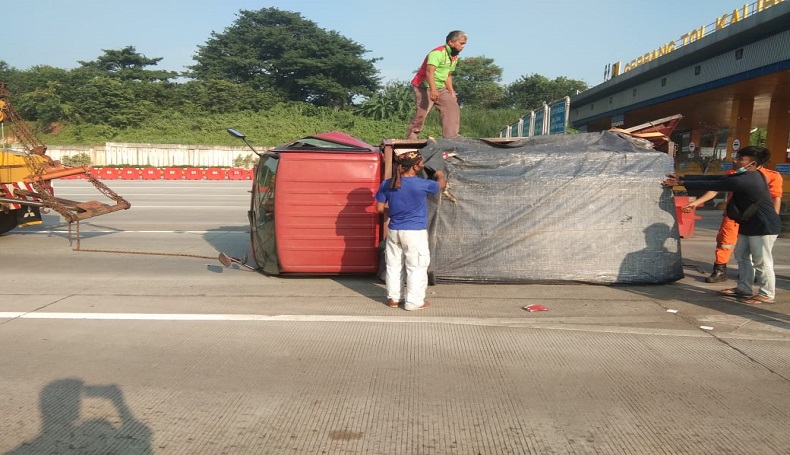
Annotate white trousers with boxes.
[385,229,430,310]
[734,234,778,299]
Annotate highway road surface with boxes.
[1,180,788,454]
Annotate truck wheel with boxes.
[0,211,18,235]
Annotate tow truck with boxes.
[0,82,130,235]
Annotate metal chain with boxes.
[23,153,80,223]
[84,170,129,206]
[6,82,130,239]
[31,178,77,222]
[73,246,218,260]
[69,221,218,259]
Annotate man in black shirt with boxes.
[662,146,781,304]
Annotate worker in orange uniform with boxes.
[681,147,783,282]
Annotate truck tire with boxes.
[0,210,18,235]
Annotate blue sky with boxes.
[4,0,743,88]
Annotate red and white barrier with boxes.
[163,168,184,180]
[204,168,226,180]
[81,167,252,181]
[96,168,120,180]
[120,168,141,180]
[141,168,162,180]
[227,168,247,180]
[184,168,204,180]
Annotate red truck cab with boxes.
[250,132,382,274]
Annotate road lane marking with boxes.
[4,311,784,340]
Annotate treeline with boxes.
[0,8,588,147]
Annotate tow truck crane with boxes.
[0,82,130,234]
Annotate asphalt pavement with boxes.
[0,182,787,454]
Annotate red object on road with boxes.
[141,168,162,180]
[97,168,120,180]
[184,168,204,180]
[120,168,141,180]
[163,168,184,180]
[227,168,247,180]
[524,304,548,312]
[205,168,226,180]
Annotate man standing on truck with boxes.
[376,151,447,311]
[405,30,467,140]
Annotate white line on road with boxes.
[0,312,738,338]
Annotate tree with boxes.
[356,81,412,120]
[750,127,766,147]
[70,77,154,129]
[0,60,14,83]
[451,57,505,108]
[58,47,181,128]
[505,74,587,110]
[2,65,71,126]
[189,8,381,108]
[78,46,177,82]
[19,80,69,126]
[682,123,730,174]
[170,79,280,115]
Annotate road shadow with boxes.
[614,279,790,333]
[331,275,387,306]
[615,261,789,332]
[613,213,789,331]
[203,225,250,255]
[10,214,125,242]
[7,378,153,454]
[201,225,255,273]
[333,187,391,307]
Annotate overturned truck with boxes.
[243,130,682,285]
[421,133,682,284]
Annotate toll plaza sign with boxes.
[614,0,785,75]
[548,97,570,135]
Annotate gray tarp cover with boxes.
[421,131,683,284]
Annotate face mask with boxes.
[735,161,756,174]
[450,47,461,56]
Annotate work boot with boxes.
[705,263,727,283]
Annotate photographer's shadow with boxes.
[7,378,153,454]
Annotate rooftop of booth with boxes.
[273,131,378,153]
